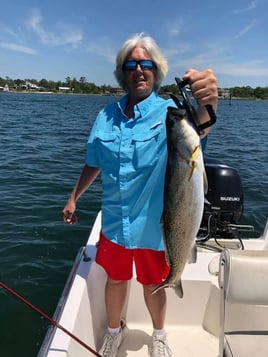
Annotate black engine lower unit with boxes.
[197,157,244,240]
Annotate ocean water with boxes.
[0,93,267,357]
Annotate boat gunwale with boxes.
[37,246,88,357]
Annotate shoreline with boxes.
[1,90,266,100]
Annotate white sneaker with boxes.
[98,329,123,357]
[148,334,172,357]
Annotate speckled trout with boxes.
[153,106,207,298]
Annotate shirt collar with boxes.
[118,92,157,120]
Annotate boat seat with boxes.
[208,254,221,276]
[219,249,268,357]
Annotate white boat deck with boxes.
[42,257,220,356]
[117,325,217,356]
[116,273,219,356]
[38,213,268,357]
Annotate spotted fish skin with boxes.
[153,107,206,298]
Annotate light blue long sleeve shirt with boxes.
[86,91,205,250]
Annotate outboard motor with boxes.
[197,157,246,240]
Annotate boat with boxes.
[38,157,268,357]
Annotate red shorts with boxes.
[95,232,170,285]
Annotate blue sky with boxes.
[0,0,267,88]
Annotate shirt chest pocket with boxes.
[132,125,164,169]
[94,131,119,169]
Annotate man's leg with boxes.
[105,278,128,328]
[143,285,172,356]
[98,278,128,356]
[143,284,167,329]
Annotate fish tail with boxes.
[152,280,184,298]
[174,280,184,298]
[151,282,166,295]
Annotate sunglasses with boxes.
[122,59,156,71]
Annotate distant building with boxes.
[58,86,71,92]
[0,84,9,92]
[218,88,230,98]
[108,87,125,96]
[21,81,40,90]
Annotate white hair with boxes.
[114,33,168,93]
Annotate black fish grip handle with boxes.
[169,77,217,136]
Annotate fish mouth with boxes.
[168,106,186,118]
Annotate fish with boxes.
[153,106,207,298]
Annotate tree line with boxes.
[1,76,111,95]
[229,86,268,100]
[160,83,268,100]
[1,76,268,99]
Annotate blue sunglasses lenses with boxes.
[123,60,155,71]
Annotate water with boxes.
[205,99,268,231]
[0,93,267,356]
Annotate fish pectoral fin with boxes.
[186,145,201,180]
[192,145,200,160]
[203,169,208,194]
[187,160,198,180]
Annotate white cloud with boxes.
[86,38,116,63]
[233,0,258,13]
[214,60,268,77]
[234,20,257,39]
[2,26,19,38]
[167,19,184,37]
[0,42,37,55]
[26,9,83,47]
[162,37,268,80]
[164,40,229,71]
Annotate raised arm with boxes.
[183,68,218,137]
